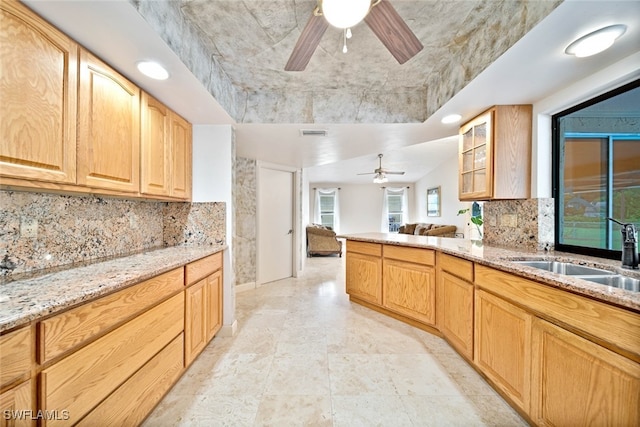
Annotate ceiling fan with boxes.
[285,0,423,71]
[358,153,405,183]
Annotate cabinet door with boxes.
[170,112,192,200]
[140,93,170,197]
[438,271,473,359]
[346,252,382,305]
[383,259,435,325]
[206,270,223,342]
[0,1,77,185]
[459,110,493,200]
[0,326,31,389]
[185,279,207,366]
[0,380,33,427]
[475,289,531,412]
[531,318,640,426]
[77,49,140,193]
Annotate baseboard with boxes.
[235,282,256,293]
[218,320,238,337]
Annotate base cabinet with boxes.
[383,258,435,325]
[474,289,531,413]
[531,318,640,426]
[438,270,474,359]
[0,380,32,427]
[346,241,382,305]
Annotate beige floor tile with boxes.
[401,395,487,426]
[332,395,414,427]
[263,353,330,395]
[328,353,398,396]
[253,395,332,426]
[384,354,462,396]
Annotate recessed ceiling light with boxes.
[136,61,169,80]
[441,114,462,124]
[565,25,627,58]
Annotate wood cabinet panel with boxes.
[475,265,640,361]
[0,0,77,185]
[0,327,31,389]
[40,293,183,426]
[76,333,184,427]
[437,270,473,359]
[475,289,531,412]
[206,270,223,342]
[346,240,382,257]
[185,252,223,286]
[0,380,33,427]
[38,268,183,364]
[383,259,435,325]
[384,245,435,266]
[170,111,192,200]
[185,279,207,366]
[77,49,140,193]
[346,252,382,305]
[531,318,640,426]
[140,92,170,197]
[438,252,473,282]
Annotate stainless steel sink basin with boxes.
[512,261,615,276]
[581,275,640,292]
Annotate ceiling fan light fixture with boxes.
[565,24,626,58]
[322,0,370,29]
[373,172,388,184]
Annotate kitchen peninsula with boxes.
[342,232,640,426]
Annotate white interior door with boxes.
[258,166,294,284]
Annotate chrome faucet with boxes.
[608,218,639,270]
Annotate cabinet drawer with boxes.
[384,245,435,266]
[438,253,473,282]
[185,252,222,286]
[0,326,31,389]
[476,265,640,361]
[38,268,184,364]
[40,293,184,427]
[346,240,382,257]
[76,333,184,427]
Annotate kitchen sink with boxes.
[512,260,615,276]
[582,275,640,292]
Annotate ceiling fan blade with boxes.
[385,171,405,175]
[285,11,329,71]
[364,0,423,64]
[357,172,377,175]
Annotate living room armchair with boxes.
[306,224,342,257]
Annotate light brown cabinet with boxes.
[184,252,224,366]
[140,94,192,200]
[0,380,33,427]
[77,49,140,194]
[0,0,78,186]
[475,288,532,413]
[459,105,532,200]
[531,317,640,426]
[382,246,436,325]
[437,253,474,360]
[346,241,382,305]
[0,325,33,427]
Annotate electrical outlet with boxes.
[20,217,38,238]
[501,214,518,228]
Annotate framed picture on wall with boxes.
[427,186,440,217]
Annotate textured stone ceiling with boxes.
[134,0,561,123]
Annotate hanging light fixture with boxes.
[373,172,388,184]
[565,25,627,58]
[322,0,371,29]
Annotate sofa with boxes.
[306,224,343,257]
[397,223,457,238]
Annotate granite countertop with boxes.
[340,233,640,312]
[0,244,226,333]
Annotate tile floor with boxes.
[143,256,528,426]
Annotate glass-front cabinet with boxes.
[458,105,532,201]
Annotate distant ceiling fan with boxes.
[358,153,405,183]
[285,0,423,71]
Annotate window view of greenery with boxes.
[555,81,640,256]
[319,193,335,229]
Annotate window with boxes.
[319,192,335,229]
[313,188,340,231]
[553,80,640,259]
[383,188,408,232]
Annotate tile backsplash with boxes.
[483,198,554,251]
[0,191,225,281]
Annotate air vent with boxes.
[300,129,328,137]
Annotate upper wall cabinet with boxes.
[77,49,140,194]
[459,105,532,201]
[0,0,78,185]
[141,93,192,200]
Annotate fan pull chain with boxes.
[343,29,348,53]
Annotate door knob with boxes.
[287,229,293,235]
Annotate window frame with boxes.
[318,191,336,229]
[386,190,405,233]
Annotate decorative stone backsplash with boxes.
[234,157,257,286]
[483,198,554,251]
[0,191,225,281]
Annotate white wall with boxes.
[413,152,468,236]
[309,183,414,234]
[192,124,236,334]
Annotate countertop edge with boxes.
[0,244,226,333]
[340,233,640,312]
